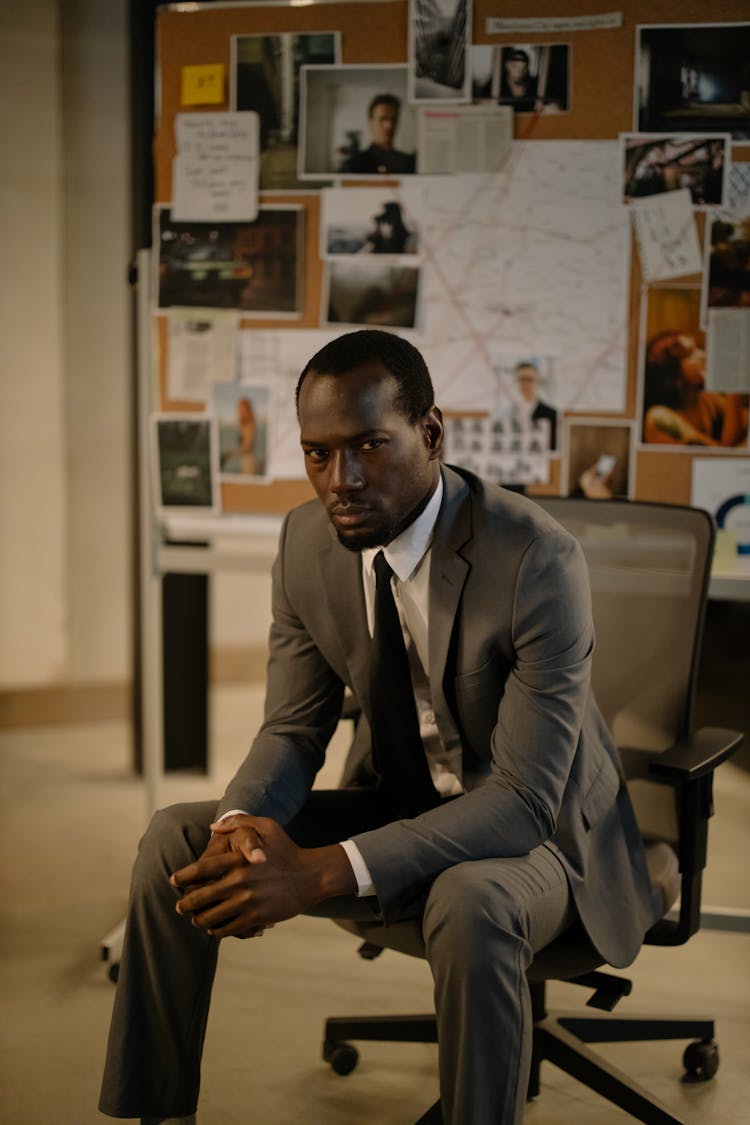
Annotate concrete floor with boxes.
[1,682,748,1124]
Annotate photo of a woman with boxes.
[642,329,748,447]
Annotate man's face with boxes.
[369,103,399,150]
[515,365,539,402]
[298,362,443,551]
[506,58,529,83]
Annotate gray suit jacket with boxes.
[218,466,656,968]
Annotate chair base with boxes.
[323,1009,717,1125]
[322,1013,440,1121]
[322,1012,437,1075]
[530,1010,715,1125]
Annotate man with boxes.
[499,48,540,112]
[100,330,655,1125]
[513,359,558,450]
[339,93,416,175]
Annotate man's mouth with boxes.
[329,503,373,526]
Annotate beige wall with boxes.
[60,1,132,681]
[0,1,68,686]
[0,0,131,690]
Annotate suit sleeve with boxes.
[352,528,595,920]
[216,515,344,824]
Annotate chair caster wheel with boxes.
[107,962,120,984]
[683,1038,719,1081]
[323,1040,359,1075]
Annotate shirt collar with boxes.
[362,474,444,583]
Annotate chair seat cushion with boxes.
[644,838,680,917]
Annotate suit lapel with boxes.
[318,534,371,706]
[429,468,472,738]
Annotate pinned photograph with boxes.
[212,382,271,480]
[321,187,420,257]
[706,214,750,309]
[640,285,749,448]
[156,206,303,316]
[471,44,570,114]
[409,0,471,103]
[323,260,420,328]
[564,419,634,499]
[636,23,750,141]
[300,65,417,178]
[232,31,340,190]
[622,134,728,207]
[493,356,558,451]
[151,414,219,513]
[442,414,550,487]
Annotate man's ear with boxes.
[423,405,444,459]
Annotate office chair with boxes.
[321,499,744,1125]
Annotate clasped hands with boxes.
[170,813,355,940]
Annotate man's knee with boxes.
[423,861,525,956]
[134,801,214,885]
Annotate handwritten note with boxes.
[630,189,702,282]
[172,112,259,223]
[181,64,225,107]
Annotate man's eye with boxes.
[305,449,328,463]
[360,439,383,451]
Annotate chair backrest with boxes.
[534,497,715,846]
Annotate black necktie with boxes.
[370,551,440,818]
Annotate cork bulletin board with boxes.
[152,0,750,515]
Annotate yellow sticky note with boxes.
[181,64,225,107]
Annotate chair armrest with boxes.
[647,727,744,782]
[642,727,743,947]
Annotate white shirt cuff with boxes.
[213,808,247,830]
[215,805,247,823]
[340,839,376,897]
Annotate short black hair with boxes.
[368,93,401,117]
[296,330,434,423]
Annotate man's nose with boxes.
[329,450,364,494]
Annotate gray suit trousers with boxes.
[99,795,573,1124]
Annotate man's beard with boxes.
[335,525,390,552]
[332,486,435,552]
[333,511,402,552]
